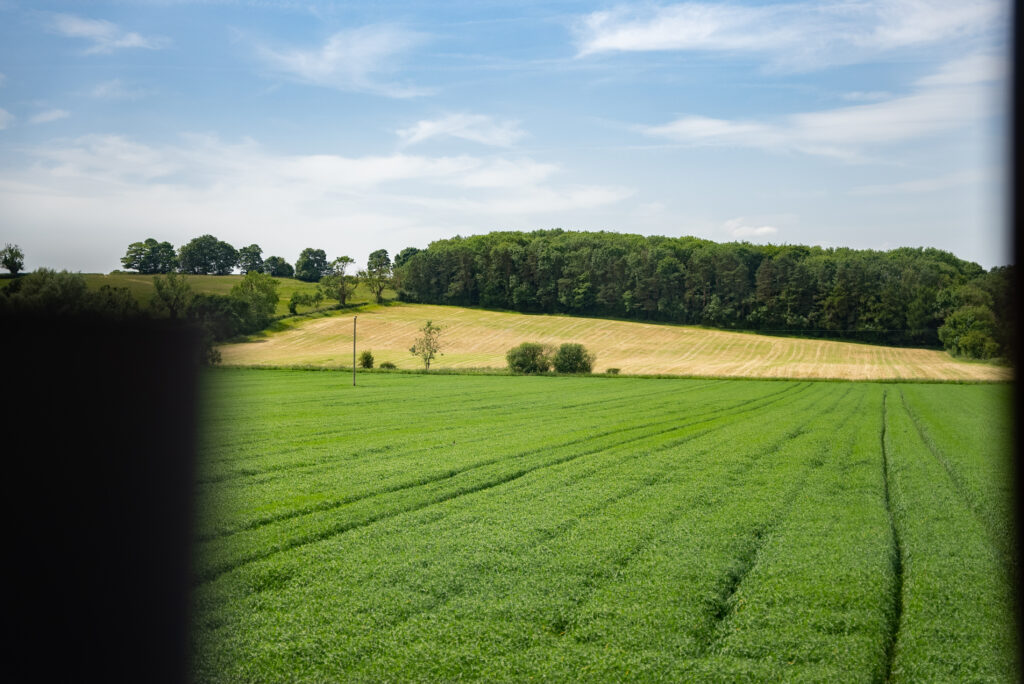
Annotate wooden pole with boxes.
[353,315,357,386]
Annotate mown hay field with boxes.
[193,370,1015,682]
[218,302,1008,381]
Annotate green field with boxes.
[193,370,1015,682]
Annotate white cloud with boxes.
[30,109,70,125]
[574,1,1005,69]
[91,79,147,99]
[842,91,891,102]
[0,108,12,130]
[915,52,1006,87]
[724,217,778,239]
[47,13,170,55]
[256,25,429,97]
[849,169,985,195]
[397,114,526,147]
[641,54,1000,161]
[2,134,631,267]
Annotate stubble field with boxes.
[192,369,1015,682]
[217,303,1009,381]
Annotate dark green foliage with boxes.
[358,350,374,369]
[295,248,329,282]
[394,230,1012,356]
[179,235,238,275]
[360,249,392,303]
[0,268,140,319]
[230,271,279,330]
[506,342,553,373]
[605,367,620,374]
[121,238,177,273]
[379,361,397,369]
[151,271,193,319]
[938,305,1000,358]
[320,257,355,305]
[1,243,24,275]
[263,256,294,278]
[237,244,264,275]
[394,246,420,268]
[552,342,595,373]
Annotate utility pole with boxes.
[352,315,357,387]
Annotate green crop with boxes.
[192,370,1015,682]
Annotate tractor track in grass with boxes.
[196,383,811,542]
[896,389,1008,561]
[339,444,697,670]
[690,385,859,655]
[197,381,723,484]
[195,383,819,584]
[880,390,905,684]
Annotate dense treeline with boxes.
[396,230,1014,357]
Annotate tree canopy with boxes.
[178,235,238,275]
[295,248,329,282]
[121,239,177,274]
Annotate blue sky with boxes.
[0,0,1011,272]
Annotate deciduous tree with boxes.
[409,320,443,370]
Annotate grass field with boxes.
[218,302,1008,381]
[192,369,1016,682]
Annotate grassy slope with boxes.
[218,302,1007,381]
[193,370,1015,682]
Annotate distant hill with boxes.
[218,302,1007,381]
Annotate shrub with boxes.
[605,368,620,375]
[552,343,595,374]
[379,361,397,369]
[506,342,554,374]
[359,350,374,368]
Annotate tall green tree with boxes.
[295,248,329,282]
[360,249,392,303]
[121,238,177,273]
[238,244,264,274]
[230,271,280,329]
[150,271,194,319]
[263,256,294,278]
[319,256,355,305]
[1,243,25,276]
[178,235,238,275]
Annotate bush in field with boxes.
[605,368,620,375]
[359,350,374,368]
[552,343,595,374]
[506,342,553,374]
[410,320,443,370]
[379,361,397,369]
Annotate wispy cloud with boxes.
[397,114,526,147]
[30,109,69,125]
[724,217,778,239]
[91,79,148,100]
[47,13,170,55]
[641,53,1002,161]
[256,25,430,97]
[849,169,985,196]
[0,108,12,130]
[574,1,1005,69]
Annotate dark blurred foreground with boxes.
[1,316,200,683]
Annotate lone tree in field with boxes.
[410,320,443,370]
[1,243,25,276]
[121,238,177,273]
[237,244,264,274]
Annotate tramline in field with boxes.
[192,370,1015,682]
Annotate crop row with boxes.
[191,370,1015,682]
